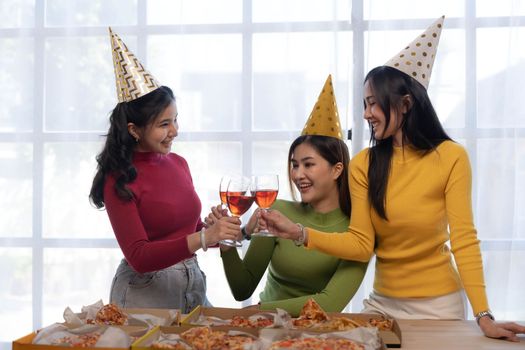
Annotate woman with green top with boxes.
[208,75,367,317]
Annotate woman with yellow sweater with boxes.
[259,17,525,341]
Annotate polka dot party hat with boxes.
[384,16,445,90]
[301,74,343,140]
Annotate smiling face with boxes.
[363,80,404,146]
[290,142,342,213]
[129,101,178,154]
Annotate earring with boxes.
[135,137,139,143]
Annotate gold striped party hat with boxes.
[109,27,161,103]
[301,74,343,140]
[384,16,444,89]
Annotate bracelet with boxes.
[293,223,306,246]
[475,310,494,325]
[241,226,251,241]
[200,227,208,251]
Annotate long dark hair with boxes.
[287,135,351,217]
[89,86,176,209]
[365,66,451,220]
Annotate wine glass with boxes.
[219,176,230,208]
[252,174,279,237]
[221,176,255,247]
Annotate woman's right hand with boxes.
[259,209,303,241]
[204,204,228,228]
[205,216,241,247]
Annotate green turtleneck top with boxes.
[220,199,367,316]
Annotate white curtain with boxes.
[1,0,524,348]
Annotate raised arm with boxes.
[260,151,375,262]
[105,177,239,274]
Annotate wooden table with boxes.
[396,319,525,349]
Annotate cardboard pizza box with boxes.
[132,325,259,350]
[133,325,386,350]
[258,328,388,350]
[182,305,278,325]
[13,325,148,350]
[325,312,402,348]
[182,306,401,348]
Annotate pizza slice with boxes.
[89,303,128,325]
[180,326,212,350]
[368,316,393,330]
[269,337,364,350]
[311,316,364,331]
[52,332,102,347]
[292,298,329,328]
[229,315,253,328]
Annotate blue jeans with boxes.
[110,256,211,313]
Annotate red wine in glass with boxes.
[220,176,254,247]
[227,192,255,216]
[255,190,278,209]
[252,174,279,237]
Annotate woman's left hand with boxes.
[478,316,525,342]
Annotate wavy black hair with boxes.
[365,66,452,220]
[287,135,351,217]
[89,86,175,209]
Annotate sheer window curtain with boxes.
[0,1,524,348]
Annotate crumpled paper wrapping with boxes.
[32,323,132,348]
[257,327,382,350]
[63,299,178,328]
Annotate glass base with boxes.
[219,239,242,247]
[251,230,275,237]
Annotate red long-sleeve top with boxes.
[104,151,204,274]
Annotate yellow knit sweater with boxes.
[307,141,489,315]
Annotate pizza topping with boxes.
[52,332,101,347]
[292,298,329,328]
[229,315,274,328]
[368,317,393,330]
[86,303,128,325]
[180,326,254,350]
[269,337,364,350]
[292,298,394,332]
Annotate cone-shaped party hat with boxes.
[384,16,444,89]
[301,74,343,140]
[109,27,161,103]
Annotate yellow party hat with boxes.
[384,16,444,89]
[301,75,343,140]
[109,27,161,103]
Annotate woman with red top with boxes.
[89,29,240,312]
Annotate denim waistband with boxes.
[122,255,199,272]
